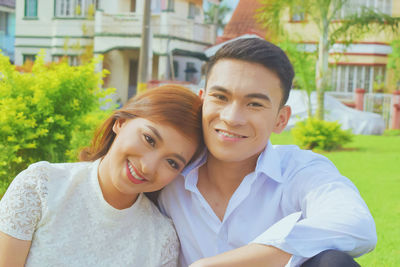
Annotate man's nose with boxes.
[220,102,245,126]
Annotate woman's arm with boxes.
[189,244,291,267]
[0,231,31,267]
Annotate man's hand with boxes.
[189,243,291,267]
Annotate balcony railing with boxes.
[95,11,214,45]
[0,0,15,8]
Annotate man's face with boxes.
[202,59,290,163]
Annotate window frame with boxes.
[25,0,38,18]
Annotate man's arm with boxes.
[189,244,291,267]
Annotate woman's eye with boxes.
[167,159,180,170]
[144,134,155,147]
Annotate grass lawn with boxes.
[271,131,400,266]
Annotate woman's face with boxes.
[99,117,197,203]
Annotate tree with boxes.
[388,39,400,90]
[204,2,232,35]
[279,39,316,118]
[258,0,400,120]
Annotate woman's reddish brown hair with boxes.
[80,84,203,164]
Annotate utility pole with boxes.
[137,0,151,94]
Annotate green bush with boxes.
[291,118,353,151]
[66,110,111,161]
[383,129,400,136]
[0,52,114,195]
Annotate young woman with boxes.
[0,85,203,267]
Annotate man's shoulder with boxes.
[269,144,342,185]
[272,144,335,169]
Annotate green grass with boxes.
[271,131,400,266]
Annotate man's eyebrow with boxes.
[208,86,231,94]
[245,93,271,102]
[146,125,187,165]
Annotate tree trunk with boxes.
[315,21,330,120]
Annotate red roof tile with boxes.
[219,0,267,44]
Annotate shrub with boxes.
[0,52,114,195]
[66,109,111,161]
[291,118,353,151]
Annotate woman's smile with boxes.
[126,160,147,184]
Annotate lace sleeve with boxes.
[160,227,180,267]
[0,162,49,241]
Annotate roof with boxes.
[218,0,267,44]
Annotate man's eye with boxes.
[213,94,227,101]
[248,102,263,107]
[167,159,180,170]
[144,134,155,147]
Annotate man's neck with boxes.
[197,152,260,221]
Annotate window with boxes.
[185,62,198,82]
[334,0,392,19]
[53,55,80,66]
[290,6,305,21]
[188,2,195,19]
[23,54,36,63]
[173,60,179,79]
[152,0,162,13]
[130,0,136,12]
[0,12,7,34]
[167,0,174,10]
[330,65,386,93]
[55,0,97,17]
[25,0,38,18]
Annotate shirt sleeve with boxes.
[160,224,180,267]
[0,163,49,241]
[251,161,377,266]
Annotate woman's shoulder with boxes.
[140,194,176,232]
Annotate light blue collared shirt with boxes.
[159,142,377,267]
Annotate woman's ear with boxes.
[198,89,204,99]
[112,119,126,134]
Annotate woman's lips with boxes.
[126,160,147,184]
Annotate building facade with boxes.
[0,0,15,62]
[220,0,399,95]
[284,0,400,94]
[14,0,214,102]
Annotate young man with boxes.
[159,38,376,267]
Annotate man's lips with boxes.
[215,129,248,139]
[126,161,147,184]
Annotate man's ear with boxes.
[273,105,291,134]
[112,118,126,135]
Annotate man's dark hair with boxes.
[206,38,295,106]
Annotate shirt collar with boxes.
[181,141,285,191]
[182,148,208,192]
[255,140,284,183]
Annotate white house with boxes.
[0,0,15,62]
[14,0,215,102]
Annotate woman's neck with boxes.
[98,157,139,210]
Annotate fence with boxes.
[364,93,393,128]
[327,91,394,129]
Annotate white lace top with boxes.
[0,160,179,267]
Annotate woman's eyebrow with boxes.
[146,125,163,141]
